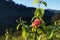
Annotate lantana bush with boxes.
[5,0,60,40]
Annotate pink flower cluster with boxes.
[32,18,42,28]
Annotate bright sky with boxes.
[12,0,60,10]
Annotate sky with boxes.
[12,0,60,10]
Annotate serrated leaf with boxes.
[42,1,47,7]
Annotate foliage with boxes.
[4,0,60,40]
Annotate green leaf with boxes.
[48,30,54,39]
[32,0,39,5]
[37,9,42,17]
[34,8,42,17]
[22,30,27,38]
[39,34,47,40]
[16,24,22,31]
[34,8,44,18]
[31,16,36,22]
[54,32,60,38]
[23,24,28,28]
[16,20,19,23]
[21,21,26,24]
[22,26,27,38]
[42,1,47,7]
[32,1,37,5]
[31,28,36,32]
[37,28,43,34]
[34,8,38,16]
[40,8,44,16]
[29,33,35,38]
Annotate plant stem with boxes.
[35,28,37,40]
